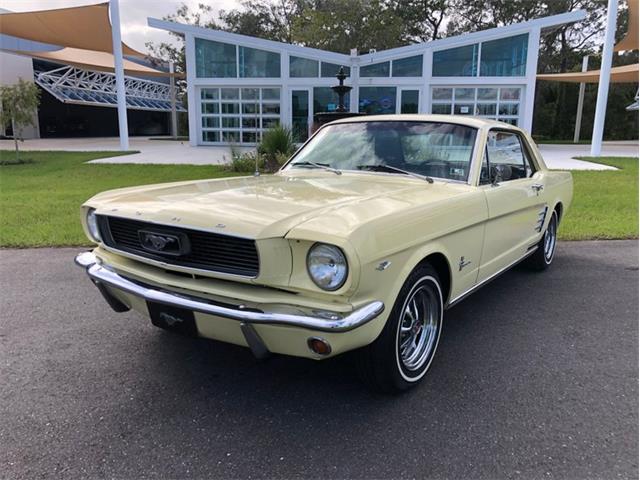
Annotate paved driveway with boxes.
[1,241,637,479]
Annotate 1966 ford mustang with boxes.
[75,115,572,392]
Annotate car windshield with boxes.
[285,121,478,182]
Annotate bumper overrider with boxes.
[75,251,385,359]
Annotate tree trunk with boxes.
[11,116,19,164]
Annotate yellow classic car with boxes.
[75,115,572,392]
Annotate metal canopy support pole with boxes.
[590,0,618,156]
[109,0,129,151]
[573,55,589,143]
[169,61,177,139]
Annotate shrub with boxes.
[228,149,264,173]
[258,125,295,171]
[225,126,296,174]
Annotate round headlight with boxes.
[86,208,101,242]
[307,243,348,291]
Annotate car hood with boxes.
[87,171,472,239]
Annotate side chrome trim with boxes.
[75,252,384,333]
[446,246,538,308]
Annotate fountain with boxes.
[313,66,363,130]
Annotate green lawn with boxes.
[0,151,637,247]
[558,157,638,240]
[0,151,239,247]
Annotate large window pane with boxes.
[480,34,528,76]
[313,87,350,114]
[239,46,280,78]
[392,55,423,77]
[292,90,309,142]
[358,86,397,114]
[290,56,319,77]
[360,61,390,77]
[433,44,478,77]
[321,62,350,78]
[195,38,236,78]
[400,90,419,113]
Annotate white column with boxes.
[590,0,618,156]
[109,0,129,150]
[522,28,541,133]
[169,61,177,139]
[184,33,198,146]
[573,55,589,143]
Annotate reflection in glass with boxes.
[239,46,281,78]
[400,90,419,114]
[480,34,528,76]
[392,55,423,77]
[286,121,477,182]
[361,61,390,77]
[433,44,478,76]
[359,87,397,114]
[290,56,319,77]
[195,38,236,78]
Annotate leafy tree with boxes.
[292,0,405,53]
[0,79,40,164]
[392,0,450,42]
[220,0,308,43]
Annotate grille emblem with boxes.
[138,230,188,256]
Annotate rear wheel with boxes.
[525,209,558,271]
[356,264,443,393]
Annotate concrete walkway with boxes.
[1,136,637,170]
[0,137,251,166]
[538,141,638,170]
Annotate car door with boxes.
[477,129,548,283]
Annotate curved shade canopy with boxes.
[7,47,181,78]
[0,2,142,56]
[615,0,638,52]
[537,63,639,83]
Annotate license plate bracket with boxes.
[147,301,198,336]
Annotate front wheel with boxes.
[356,264,443,393]
[525,209,558,271]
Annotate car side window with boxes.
[486,130,533,182]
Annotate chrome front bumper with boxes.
[75,252,384,354]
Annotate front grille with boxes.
[97,215,259,277]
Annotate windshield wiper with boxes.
[290,160,341,175]
[356,164,434,183]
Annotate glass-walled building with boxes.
[149,10,585,146]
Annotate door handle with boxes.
[531,183,544,192]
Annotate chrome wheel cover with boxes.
[397,281,441,372]
[543,212,558,263]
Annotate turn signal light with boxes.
[307,337,332,355]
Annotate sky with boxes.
[1,0,242,52]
